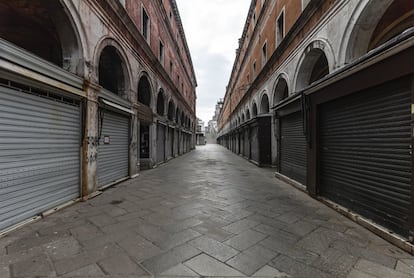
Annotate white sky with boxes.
[175,0,251,125]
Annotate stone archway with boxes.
[0,0,83,74]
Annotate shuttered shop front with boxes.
[319,78,412,237]
[157,124,165,163]
[97,110,129,188]
[280,112,307,184]
[0,85,80,230]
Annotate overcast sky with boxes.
[175,0,251,125]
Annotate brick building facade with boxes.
[217,0,414,250]
[0,0,196,231]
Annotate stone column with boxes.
[130,110,139,177]
[82,80,100,200]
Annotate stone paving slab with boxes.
[1,144,414,278]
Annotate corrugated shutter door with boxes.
[157,124,165,163]
[280,112,307,184]
[0,86,80,230]
[319,78,412,237]
[97,110,129,188]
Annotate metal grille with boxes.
[280,112,307,184]
[319,78,412,237]
[97,110,129,188]
[0,85,80,230]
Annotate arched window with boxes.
[0,0,82,73]
[252,102,258,117]
[138,75,151,106]
[99,46,125,95]
[167,100,175,121]
[260,94,270,114]
[273,77,289,105]
[296,48,329,91]
[156,90,165,116]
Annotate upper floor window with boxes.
[142,7,150,43]
[170,61,173,76]
[253,61,257,78]
[276,10,285,47]
[262,42,267,67]
[159,40,164,64]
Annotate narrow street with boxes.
[1,144,414,278]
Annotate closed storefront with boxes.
[279,111,307,185]
[0,85,80,230]
[244,129,250,158]
[157,123,166,163]
[249,116,271,166]
[319,78,412,237]
[97,110,129,189]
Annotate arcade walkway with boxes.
[1,144,414,277]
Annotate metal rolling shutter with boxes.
[280,112,307,184]
[157,124,165,163]
[319,79,412,237]
[0,86,80,230]
[97,110,129,188]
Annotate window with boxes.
[253,61,257,78]
[169,61,173,76]
[276,10,285,47]
[159,40,164,64]
[253,9,256,25]
[142,7,150,43]
[169,11,173,24]
[262,42,267,67]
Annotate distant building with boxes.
[196,118,206,145]
[217,0,414,249]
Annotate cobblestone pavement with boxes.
[1,144,414,278]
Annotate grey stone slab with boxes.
[330,239,397,269]
[98,253,149,275]
[0,264,10,278]
[226,245,277,276]
[70,223,104,242]
[222,219,260,234]
[346,269,377,278]
[281,220,318,237]
[247,214,287,229]
[184,254,245,276]
[157,229,201,250]
[354,259,414,278]
[189,236,239,262]
[43,236,82,260]
[88,213,117,227]
[260,237,318,265]
[163,217,204,233]
[117,234,161,262]
[296,227,339,255]
[192,225,235,242]
[270,255,331,278]
[135,223,169,243]
[10,253,55,278]
[254,224,300,242]
[141,244,201,275]
[224,229,267,251]
[53,243,124,275]
[115,210,152,222]
[396,259,414,276]
[311,247,358,277]
[61,264,105,277]
[159,263,199,276]
[252,265,289,277]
